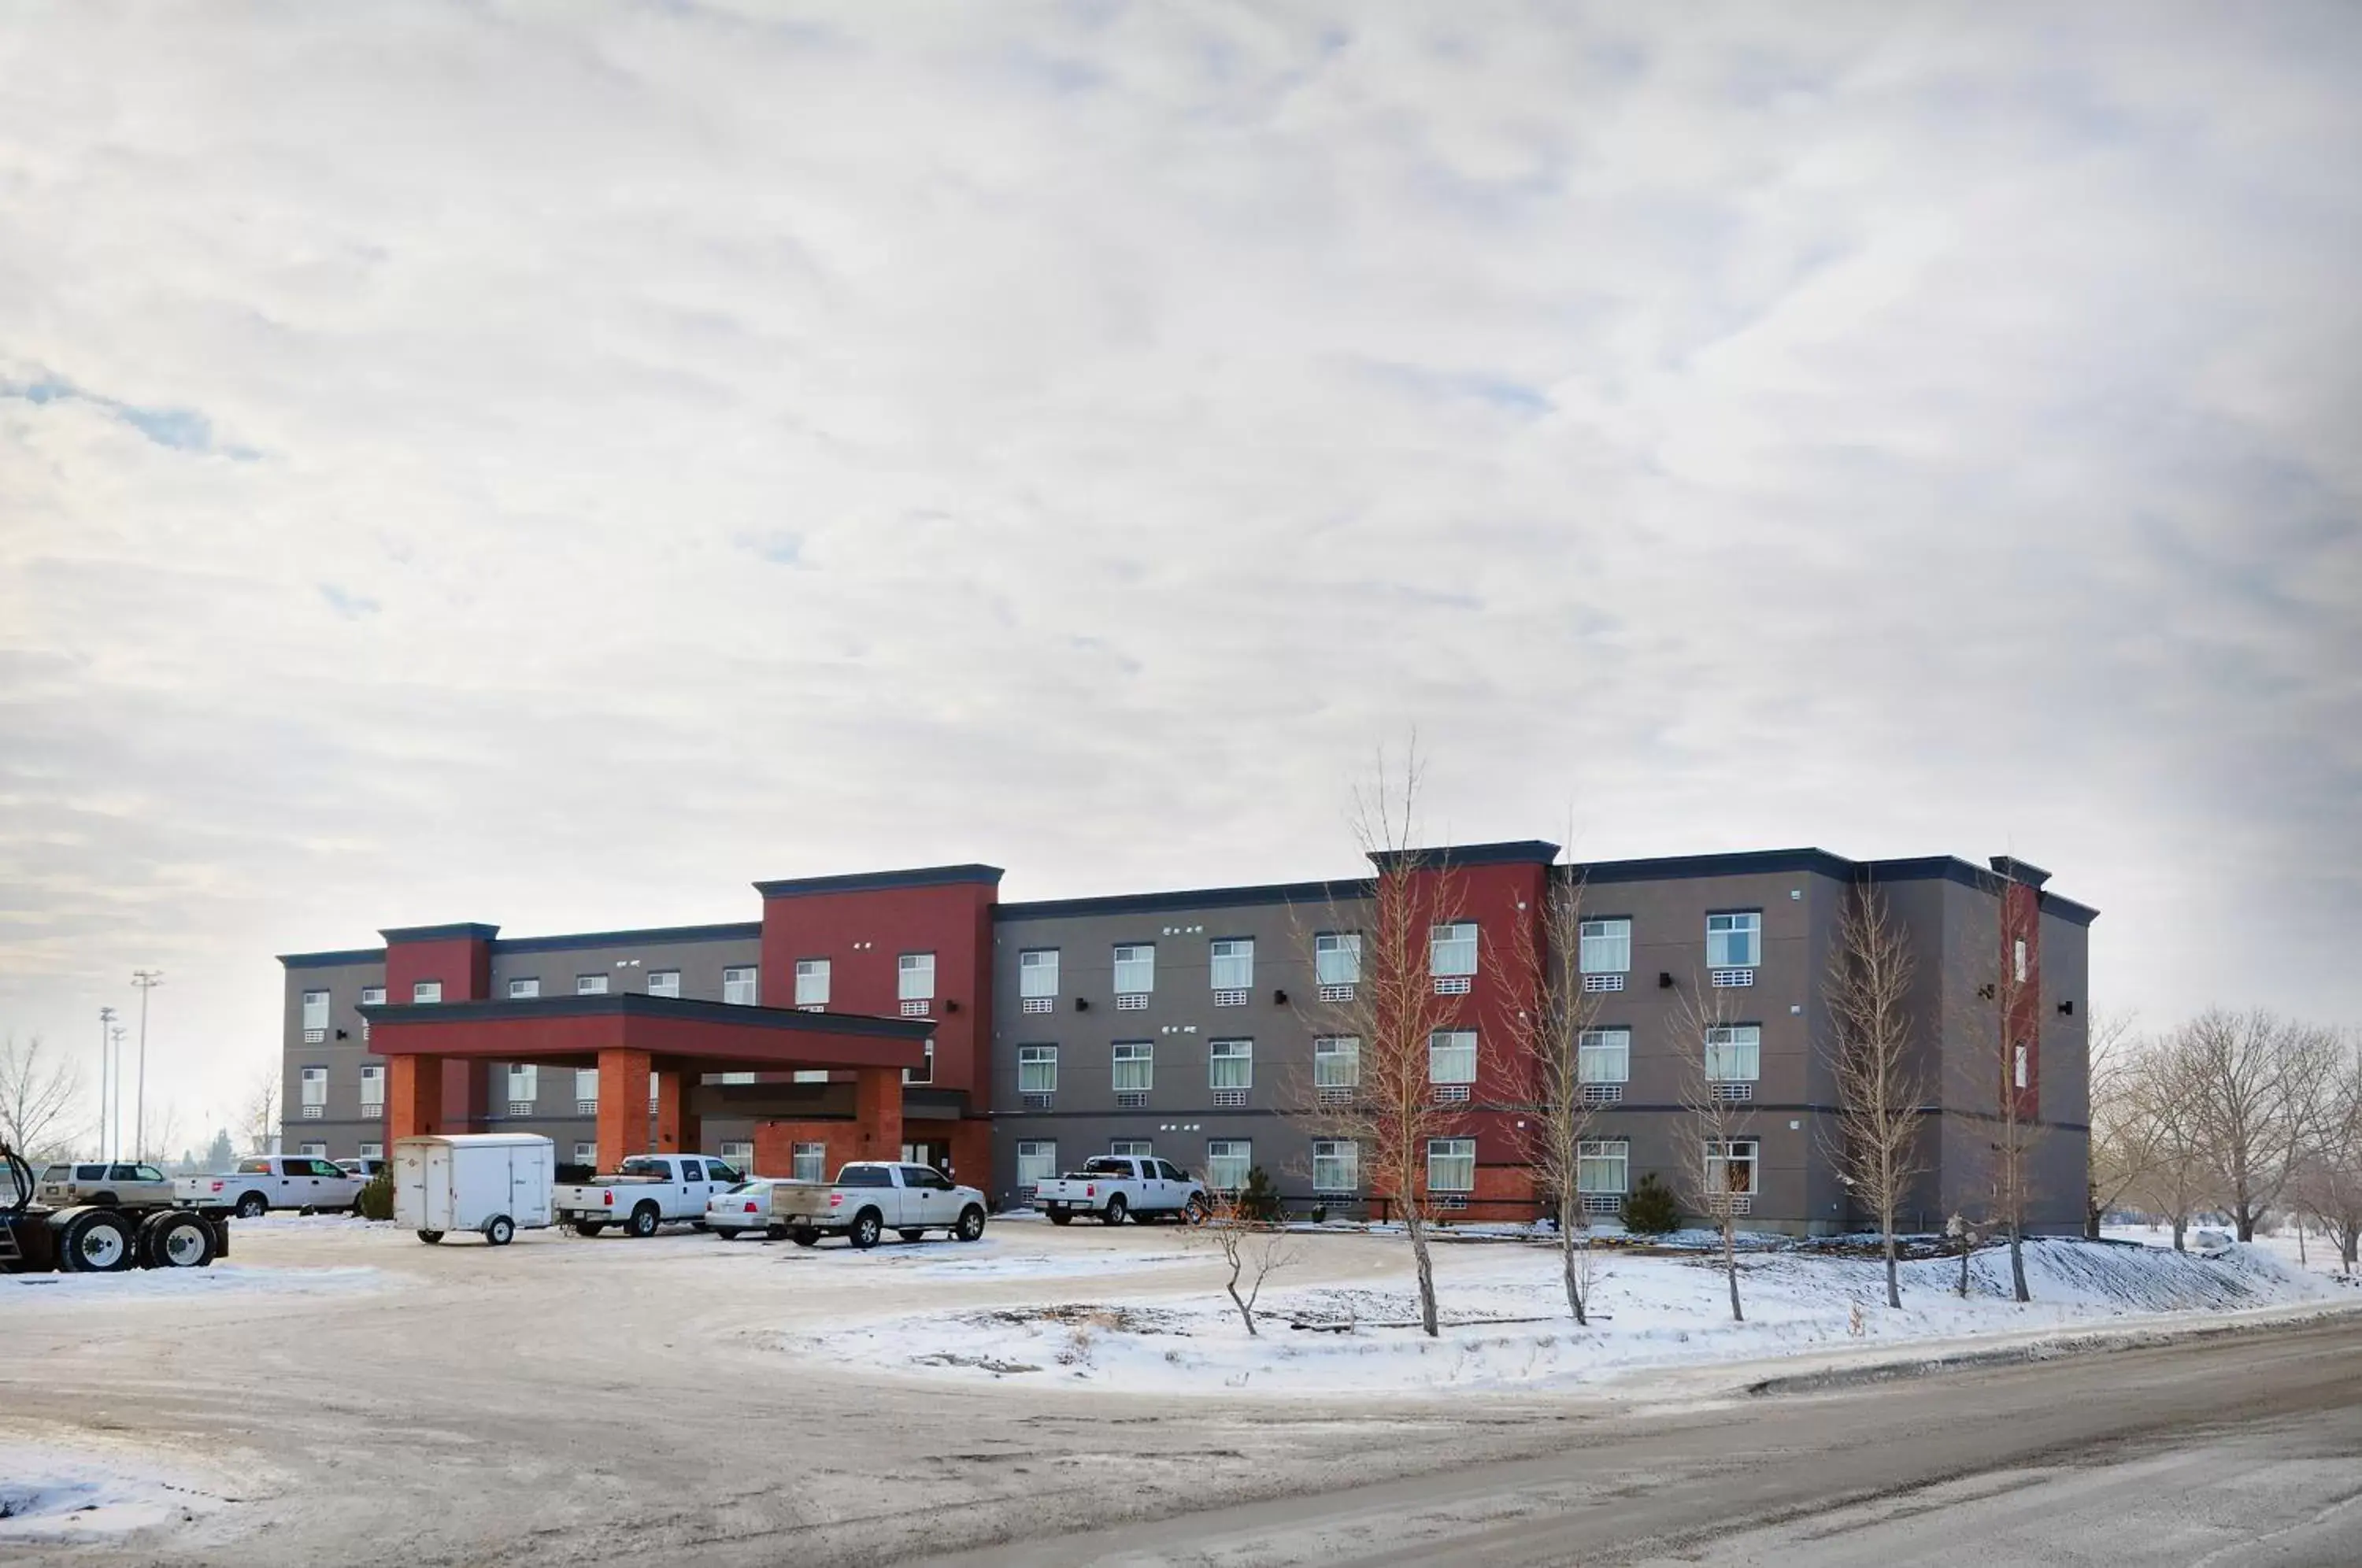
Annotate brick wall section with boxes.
[753,1120,870,1179]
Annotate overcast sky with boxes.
[2,2,2356,1143]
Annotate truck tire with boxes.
[849,1208,883,1250]
[1101,1195,1128,1226]
[713,1226,742,1240]
[955,1205,987,1243]
[1047,1207,1072,1226]
[235,1192,269,1219]
[483,1215,516,1246]
[765,1224,789,1241]
[140,1211,217,1269]
[627,1203,661,1239]
[417,1229,445,1244]
[572,1220,607,1237]
[789,1227,819,1247]
[62,1210,138,1272]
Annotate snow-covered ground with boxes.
[780,1235,2356,1396]
[0,1443,233,1543]
[0,1259,388,1303]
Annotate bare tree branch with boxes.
[0,1034,85,1163]
[1671,982,1757,1323]
[1505,860,1603,1325]
[1822,882,1923,1309]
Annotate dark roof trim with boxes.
[754,864,1005,898]
[2038,893,2100,927]
[1564,848,1857,886]
[1367,839,1561,872]
[357,993,935,1039]
[996,878,1370,923]
[278,947,388,970]
[492,922,762,956]
[1989,855,2053,889]
[379,923,502,944]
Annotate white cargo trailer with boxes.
[394,1133,555,1247]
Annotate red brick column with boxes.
[652,1068,694,1154]
[852,1068,904,1162]
[596,1048,653,1171]
[387,1055,443,1145]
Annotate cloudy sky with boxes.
[2,2,2356,1141]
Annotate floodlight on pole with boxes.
[131,970,163,1162]
[97,1005,118,1159]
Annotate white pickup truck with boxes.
[554,1154,743,1238]
[1035,1156,1209,1226]
[772,1162,989,1250]
[176,1155,367,1219]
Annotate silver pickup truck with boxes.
[772,1162,988,1249]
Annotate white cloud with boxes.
[1,2,2356,1126]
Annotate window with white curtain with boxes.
[1112,1041,1153,1093]
[1577,1140,1629,1194]
[724,966,761,1006]
[1209,939,1253,990]
[299,1067,327,1108]
[1579,919,1631,974]
[1430,923,1479,977]
[358,1141,383,1159]
[301,992,330,1041]
[1312,1139,1358,1193]
[1315,932,1361,986]
[646,970,680,998]
[1314,1036,1360,1088]
[1113,945,1155,995]
[1209,1039,1252,1090]
[576,974,608,996]
[1109,1139,1153,1158]
[1705,1025,1761,1082]
[1705,1139,1758,1195]
[899,952,936,1001]
[794,1143,827,1183]
[1428,1030,1477,1084]
[574,1068,599,1108]
[358,1064,383,1110]
[1015,1141,1057,1188]
[1205,1140,1252,1192]
[1018,1045,1057,1094]
[792,960,827,1007]
[1426,1137,1475,1193]
[1020,949,1059,997]
[509,1064,537,1104]
[509,977,539,1000]
[1578,1028,1631,1084]
[1706,912,1761,968]
[572,1141,597,1165]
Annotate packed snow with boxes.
[779,1236,2355,1396]
[0,1261,387,1302]
[0,1444,232,1542]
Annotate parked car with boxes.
[395,1133,555,1247]
[37,1162,178,1211]
[553,1153,743,1238]
[1035,1156,1208,1226]
[175,1155,366,1218]
[772,1162,987,1249]
[337,1157,387,1182]
[2189,1229,2236,1258]
[706,1178,794,1241]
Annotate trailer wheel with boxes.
[235,1192,268,1219]
[417,1229,445,1244]
[955,1205,987,1243]
[63,1211,138,1272]
[849,1208,883,1249]
[140,1211,217,1269]
[572,1220,606,1238]
[627,1203,661,1239]
[1101,1195,1128,1226]
[483,1215,516,1246]
[789,1227,819,1247]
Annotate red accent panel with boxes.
[365,1010,927,1071]
[385,933,493,1129]
[759,881,997,1108]
[1400,857,1551,1104]
[2004,881,2042,1119]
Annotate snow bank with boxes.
[778,1237,2351,1396]
[0,1445,231,1542]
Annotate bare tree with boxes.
[2292,1042,2362,1274]
[1507,860,1601,1326]
[1822,882,1923,1310]
[1672,983,1758,1323]
[2127,1036,2216,1251]
[2084,1012,2157,1237]
[2178,1008,2342,1241]
[241,1062,282,1156]
[0,1034,84,1162]
[1960,866,2043,1304]
[1298,743,1472,1338]
[1191,1184,1301,1335]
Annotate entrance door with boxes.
[900,1141,950,1174]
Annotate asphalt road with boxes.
[4,1222,2356,1567]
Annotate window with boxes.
[1015,1141,1057,1190]
[1428,1030,1477,1084]
[791,960,827,1008]
[1578,1140,1629,1195]
[646,970,680,998]
[1209,938,1253,993]
[298,1141,328,1159]
[413,980,442,1004]
[720,1141,753,1166]
[1206,1140,1252,1192]
[1427,1137,1475,1193]
[899,952,935,1002]
[2013,939,2028,985]
[299,1067,327,1119]
[1017,1044,1057,1095]
[358,986,384,1038]
[1020,949,1060,1008]
[1706,912,1761,969]
[719,1071,755,1085]
[576,974,609,996]
[793,1142,827,1182]
[725,966,761,1006]
[1579,1028,1631,1085]
[1704,1025,1762,1082]
[678,1160,707,1183]
[1314,1036,1360,1095]
[1315,932,1361,987]
[1113,944,1154,997]
[508,1063,538,1113]
[1112,1041,1153,1095]
[793,1070,829,1084]
[509,977,539,1000]
[358,1064,384,1111]
[302,990,329,1043]
[574,1068,599,1113]
[1312,1139,1358,1193]
[2015,1042,2030,1089]
[1579,919,1631,974]
[573,1141,597,1165]
[903,1039,935,1085]
[1431,922,1479,977]
[359,1141,383,1160]
[1704,1139,1759,1201]
[1209,1038,1251,1104]
[1109,1139,1153,1158]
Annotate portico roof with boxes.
[358,993,932,1073]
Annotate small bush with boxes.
[1237,1166,1286,1223]
[1622,1173,1681,1235]
[355,1168,394,1221]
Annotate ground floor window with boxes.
[792,1143,827,1183]
[298,1141,328,1159]
[1312,1139,1358,1193]
[1015,1140,1057,1190]
[1205,1140,1252,1192]
[359,1141,383,1160]
[1426,1137,1475,1193]
[1577,1140,1629,1194]
[572,1141,596,1165]
[719,1141,753,1167]
[1703,1138,1759,1197]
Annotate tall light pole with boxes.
[109,1023,128,1161]
[97,1005,118,1159]
[131,970,164,1162]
